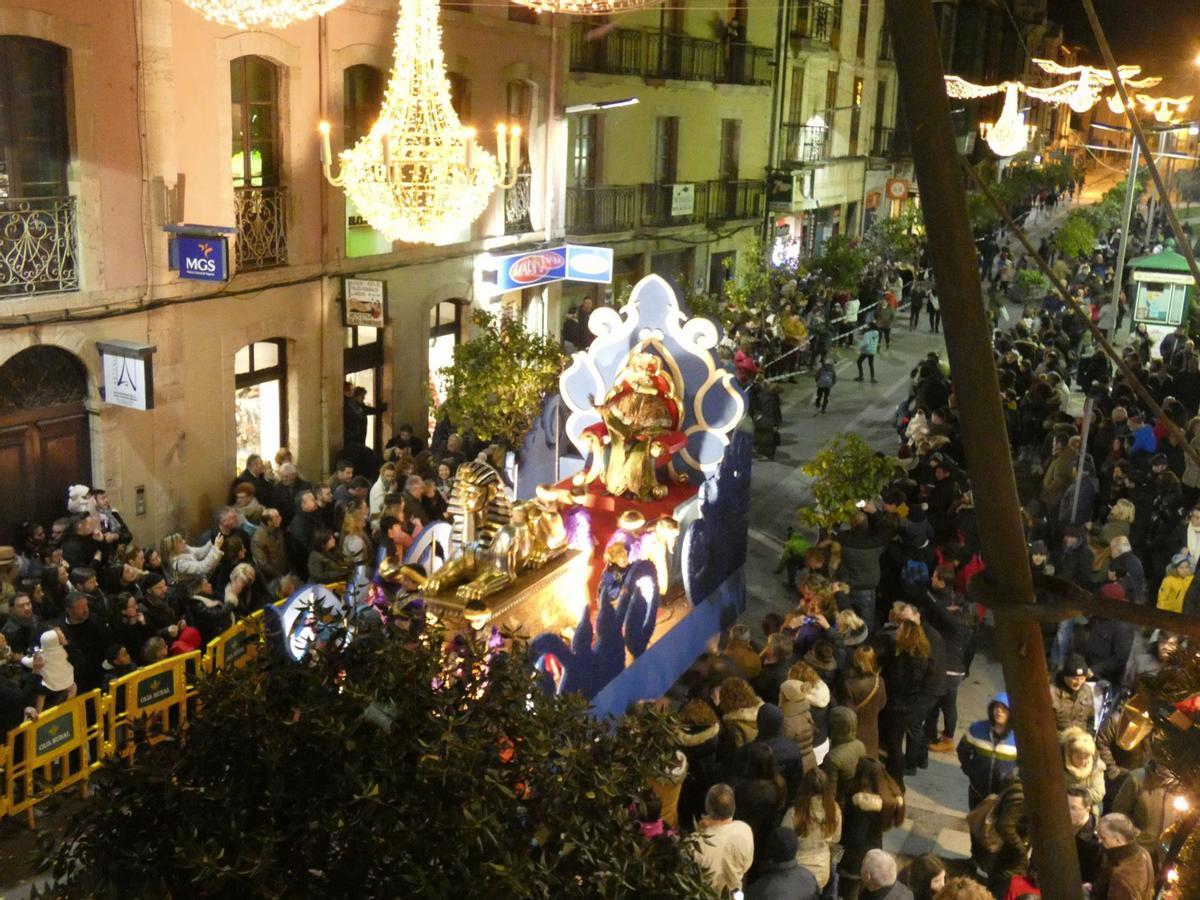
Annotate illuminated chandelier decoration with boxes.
[1102,75,1163,114]
[1138,94,1193,123]
[318,0,520,244]
[1032,58,1145,114]
[944,77,1060,157]
[182,0,346,29]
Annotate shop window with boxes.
[428,300,463,414]
[344,327,384,450]
[234,339,287,475]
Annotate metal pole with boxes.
[1146,131,1165,245]
[1110,138,1140,313]
[883,2,1084,897]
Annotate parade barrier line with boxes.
[0,609,276,826]
[4,689,105,828]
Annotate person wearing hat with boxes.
[1054,525,1094,590]
[744,825,819,899]
[1050,653,1096,734]
[1156,552,1194,613]
[957,692,1018,810]
[1084,582,1135,686]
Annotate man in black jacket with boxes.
[60,515,103,571]
[58,592,109,694]
[922,566,976,753]
[1083,583,1135,686]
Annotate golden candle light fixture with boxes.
[318,0,522,244]
[182,0,346,29]
[943,77,1077,157]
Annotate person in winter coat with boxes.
[1156,552,1193,613]
[1111,759,1184,860]
[731,743,788,858]
[649,749,688,832]
[837,507,890,627]
[1050,653,1096,734]
[899,854,946,900]
[1093,813,1155,900]
[745,826,819,900]
[956,692,1019,808]
[752,632,795,706]
[778,663,819,775]
[693,784,755,896]
[876,614,934,786]
[1121,629,1178,695]
[783,766,841,890]
[780,659,831,764]
[161,532,224,584]
[1096,704,1152,806]
[854,324,880,383]
[675,698,723,830]
[839,758,906,900]
[725,623,763,680]
[718,675,765,754]
[1061,726,1107,813]
[746,703,804,800]
[839,644,887,760]
[1083,584,1135,685]
[823,706,867,806]
[920,568,975,752]
[814,359,837,415]
[1108,537,1146,605]
[1053,526,1095,589]
[988,777,1030,892]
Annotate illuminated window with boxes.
[343,64,383,146]
[230,56,280,188]
[234,339,287,475]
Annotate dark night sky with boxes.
[1048,0,1200,95]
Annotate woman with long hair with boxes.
[160,532,224,584]
[878,609,933,787]
[339,498,370,568]
[838,757,906,900]
[900,853,947,900]
[730,742,787,858]
[839,644,887,760]
[785,766,841,890]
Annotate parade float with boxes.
[273,274,751,717]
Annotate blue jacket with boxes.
[957,696,1019,799]
[1130,424,1157,456]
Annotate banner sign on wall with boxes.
[97,340,156,411]
[565,245,614,284]
[492,247,569,291]
[176,235,229,282]
[343,277,387,327]
[670,184,695,217]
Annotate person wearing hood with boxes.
[648,748,688,833]
[1054,525,1094,589]
[1083,583,1135,685]
[1061,726,1106,812]
[28,627,76,712]
[169,625,203,657]
[778,662,819,775]
[675,698,723,831]
[746,702,803,799]
[1050,653,1096,734]
[956,692,1019,809]
[1156,551,1193,613]
[1122,629,1177,695]
[745,826,819,900]
[823,705,868,805]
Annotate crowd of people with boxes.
[0,420,495,740]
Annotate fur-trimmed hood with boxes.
[851,791,884,812]
[676,722,720,748]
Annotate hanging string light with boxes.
[1031,59,1149,115]
[944,77,1062,158]
[182,0,346,29]
[318,0,521,245]
[1138,94,1193,123]
[511,0,657,13]
[1104,76,1164,115]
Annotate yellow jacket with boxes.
[1157,572,1193,614]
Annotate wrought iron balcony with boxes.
[565,185,637,235]
[707,179,765,221]
[639,182,712,227]
[569,23,772,86]
[504,167,533,235]
[779,123,830,164]
[0,196,79,297]
[870,126,896,158]
[234,185,288,271]
[791,0,841,49]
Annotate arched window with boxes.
[428,300,463,409]
[343,64,383,147]
[0,37,76,297]
[231,56,286,270]
[234,339,287,475]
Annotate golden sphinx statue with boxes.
[423,463,570,603]
[575,345,687,501]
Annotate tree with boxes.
[37,625,715,899]
[863,207,925,267]
[798,433,895,533]
[1053,211,1098,261]
[808,235,868,292]
[437,310,565,449]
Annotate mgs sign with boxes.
[177,235,229,282]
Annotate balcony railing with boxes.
[569,23,772,85]
[791,0,841,48]
[565,185,638,234]
[0,196,79,297]
[779,122,830,164]
[640,182,712,227]
[504,168,533,235]
[870,126,896,158]
[708,179,764,221]
[234,185,288,271]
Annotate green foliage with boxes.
[1178,169,1200,208]
[967,190,1001,233]
[1013,267,1049,303]
[37,628,714,899]
[799,433,894,532]
[808,235,868,292]
[437,310,565,449]
[863,206,925,267]
[1053,211,1098,260]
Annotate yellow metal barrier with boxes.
[106,651,200,760]
[205,616,261,673]
[4,690,104,828]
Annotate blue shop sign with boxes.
[494,247,568,291]
[177,235,229,282]
[566,244,614,284]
